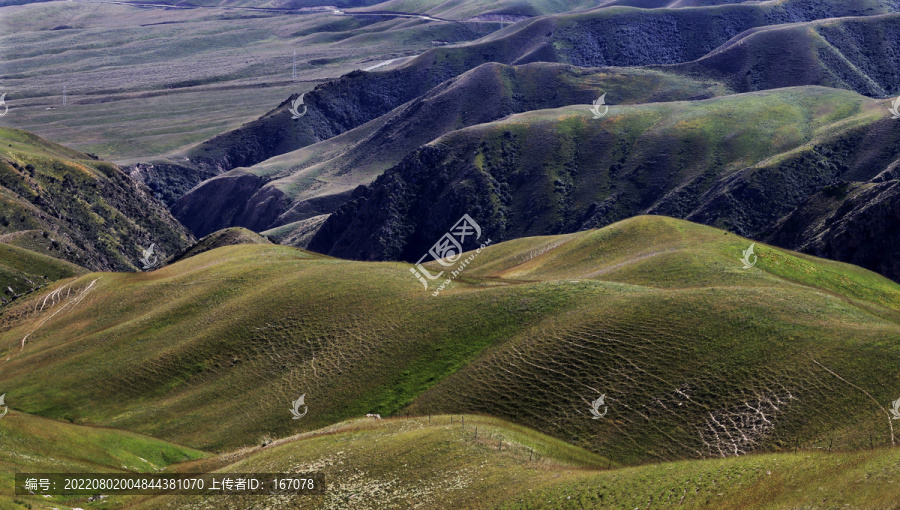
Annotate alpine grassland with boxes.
[308,86,900,263]
[0,128,193,272]
[674,14,900,97]
[3,412,900,508]
[170,227,272,263]
[1,217,898,465]
[126,416,900,509]
[0,243,84,300]
[0,411,206,509]
[175,63,727,237]
[2,0,900,507]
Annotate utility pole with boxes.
[63,84,67,107]
[292,49,297,80]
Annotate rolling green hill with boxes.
[0,128,194,272]
[160,4,900,245]
[3,1,900,508]
[0,411,206,510]
[130,416,900,509]
[671,13,900,97]
[6,411,897,509]
[0,243,84,305]
[1,216,898,466]
[396,0,900,75]
[307,86,900,280]
[170,227,272,264]
[350,0,601,18]
[134,0,900,210]
[174,62,726,236]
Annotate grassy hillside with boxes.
[5,411,894,509]
[766,180,900,284]
[133,0,900,210]
[0,128,194,272]
[0,243,84,304]
[409,217,900,463]
[261,214,331,248]
[0,216,898,466]
[170,227,272,263]
[124,415,900,509]
[351,0,600,18]
[439,0,900,69]
[307,86,900,284]
[6,0,899,210]
[672,14,900,97]
[307,86,895,259]
[0,411,206,510]
[160,3,900,236]
[174,62,726,235]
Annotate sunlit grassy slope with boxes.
[0,216,898,468]
[176,62,727,236]
[170,227,272,264]
[0,243,84,301]
[0,411,206,510]
[411,216,900,463]
[130,415,900,509]
[1,412,897,509]
[673,13,900,97]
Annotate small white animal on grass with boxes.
[365,413,382,419]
